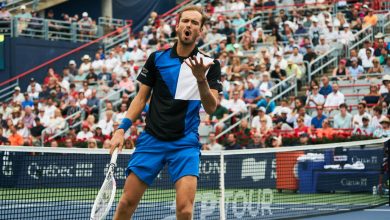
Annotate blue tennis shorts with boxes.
[125,131,201,186]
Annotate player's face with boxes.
[176,10,203,45]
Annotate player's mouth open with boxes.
[185,30,191,37]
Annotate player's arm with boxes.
[185,56,222,115]
[110,52,157,154]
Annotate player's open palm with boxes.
[185,56,214,81]
[110,129,125,155]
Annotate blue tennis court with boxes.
[303,205,390,220]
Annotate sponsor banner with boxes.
[315,171,380,192]
[0,151,276,189]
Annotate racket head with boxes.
[90,175,117,220]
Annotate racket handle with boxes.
[110,148,119,165]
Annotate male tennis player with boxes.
[110,5,222,220]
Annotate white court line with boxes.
[364,209,390,212]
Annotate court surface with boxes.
[302,205,390,220]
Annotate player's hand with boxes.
[110,129,125,155]
[185,56,214,82]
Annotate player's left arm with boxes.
[185,56,222,114]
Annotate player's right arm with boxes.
[110,84,151,154]
[110,52,157,154]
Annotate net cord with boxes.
[219,151,226,220]
[1,138,388,156]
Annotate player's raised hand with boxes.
[185,56,214,82]
[110,129,125,155]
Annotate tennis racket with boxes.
[90,148,119,220]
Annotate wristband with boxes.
[118,118,132,132]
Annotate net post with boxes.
[387,139,390,206]
[219,151,225,220]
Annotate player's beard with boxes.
[177,28,197,46]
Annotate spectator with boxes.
[352,102,371,128]
[0,4,11,23]
[315,36,330,55]
[306,84,325,107]
[256,91,275,114]
[97,110,114,136]
[243,80,260,104]
[373,117,390,138]
[47,108,65,133]
[78,12,93,37]
[347,49,362,67]
[119,73,135,93]
[324,83,345,108]
[86,89,99,114]
[22,106,34,129]
[79,55,92,75]
[332,59,350,80]
[363,84,380,106]
[12,87,24,104]
[247,133,263,149]
[76,123,94,141]
[348,57,364,79]
[21,93,34,109]
[8,126,23,146]
[129,45,146,62]
[30,117,44,142]
[0,127,8,145]
[68,60,78,76]
[333,103,352,129]
[235,119,251,148]
[303,45,317,64]
[87,138,98,149]
[358,41,374,61]
[353,115,374,136]
[98,66,112,82]
[296,133,311,145]
[274,107,294,130]
[371,106,386,129]
[384,57,390,75]
[362,48,375,70]
[102,139,111,149]
[226,91,247,114]
[294,116,311,137]
[258,72,273,95]
[27,78,42,93]
[15,5,31,34]
[367,58,383,74]
[311,105,327,129]
[224,133,241,150]
[251,107,273,132]
[91,52,104,74]
[363,8,378,28]
[338,23,355,45]
[374,37,386,57]
[64,137,73,148]
[288,106,312,128]
[268,135,282,148]
[104,51,119,72]
[202,132,222,151]
[316,119,335,138]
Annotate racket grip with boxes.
[110,148,119,165]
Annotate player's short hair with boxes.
[178,5,207,27]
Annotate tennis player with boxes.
[110,5,222,220]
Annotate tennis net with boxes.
[0,138,388,219]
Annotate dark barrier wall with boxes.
[113,0,177,32]
[47,0,102,21]
[0,37,98,90]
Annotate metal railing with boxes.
[98,87,126,114]
[0,79,19,102]
[0,19,13,37]
[103,26,130,52]
[215,113,250,140]
[308,47,340,83]
[269,73,298,102]
[6,0,39,13]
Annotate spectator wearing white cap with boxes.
[338,23,354,45]
[255,91,275,114]
[12,87,24,104]
[270,51,287,71]
[309,16,323,46]
[68,60,78,76]
[78,12,93,37]
[79,54,92,75]
[251,107,273,133]
[15,5,31,34]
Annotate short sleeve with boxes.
[137,52,157,87]
[206,60,223,93]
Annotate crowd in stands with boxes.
[0,0,389,150]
